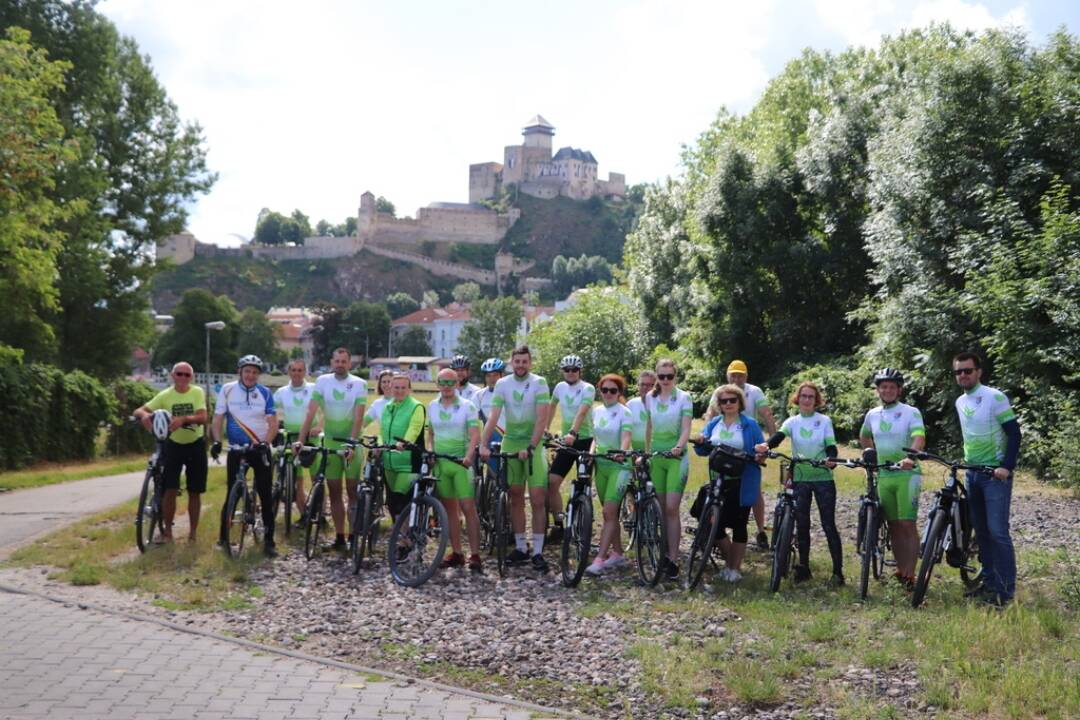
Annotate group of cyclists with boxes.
[134,344,1020,606]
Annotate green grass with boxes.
[0,454,146,491]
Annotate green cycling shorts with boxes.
[385,468,418,496]
[499,438,548,489]
[650,453,689,495]
[435,458,473,500]
[324,451,361,483]
[594,460,630,504]
[879,471,921,522]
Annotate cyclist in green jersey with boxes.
[363,370,394,431]
[585,373,633,576]
[296,348,367,551]
[381,374,427,521]
[859,368,925,587]
[428,368,483,572]
[274,359,322,525]
[645,358,693,580]
[546,354,596,544]
[479,345,552,573]
[625,370,655,451]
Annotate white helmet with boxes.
[151,409,172,440]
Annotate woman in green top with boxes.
[380,374,427,521]
[585,374,634,576]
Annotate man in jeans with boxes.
[953,351,1021,607]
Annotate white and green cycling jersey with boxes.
[591,402,632,456]
[708,418,746,452]
[311,373,367,449]
[457,382,482,406]
[625,397,649,449]
[427,397,480,457]
[712,382,768,422]
[551,380,596,439]
[363,396,389,429]
[860,402,925,473]
[779,412,836,482]
[491,372,550,447]
[955,384,1015,466]
[274,382,315,436]
[645,389,693,452]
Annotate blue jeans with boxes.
[966,470,1015,599]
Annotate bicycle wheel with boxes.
[635,495,666,587]
[858,504,878,601]
[135,468,160,553]
[351,490,373,574]
[304,481,325,560]
[388,495,449,587]
[872,517,887,580]
[770,505,795,593]
[224,481,248,559]
[955,499,982,589]
[687,502,721,590]
[494,490,511,578]
[282,461,294,538]
[560,494,593,588]
[620,491,637,552]
[912,508,947,608]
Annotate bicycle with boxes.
[831,449,901,600]
[623,449,671,587]
[387,440,452,587]
[903,448,990,608]
[685,444,761,590]
[133,414,169,553]
[271,432,300,539]
[348,436,394,574]
[482,442,523,578]
[296,439,356,561]
[222,443,270,558]
[762,451,831,592]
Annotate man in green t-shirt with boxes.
[133,362,208,543]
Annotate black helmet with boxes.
[450,354,470,370]
[873,368,904,386]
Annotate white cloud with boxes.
[814,0,897,47]
[911,0,1030,33]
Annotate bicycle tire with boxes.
[560,494,592,588]
[388,494,449,587]
[224,481,248,559]
[135,467,160,553]
[912,508,947,607]
[494,490,510,578]
[351,490,373,574]
[620,491,637,552]
[858,504,877,601]
[956,500,981,589]
[304,481,325,561]
[687,502,721,590]
[770,505,794,593]
[635,495,666,587]
[282,461,294,538]
[872,517,887,580]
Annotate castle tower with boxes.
[522,115,555,150]
[356,191,376,238]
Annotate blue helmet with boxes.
[480,357,506,374]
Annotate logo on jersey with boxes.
[332,388,346,401]
[292,396,304,406]
[439,409,452,422]
[657,402,669,413]
[963,406,976,419]
[799,427,814,439]
[512,390,525,403]
[717,429,736,440]
[597,416,609,428]
[639,410,648,423]
[879,420,893,432]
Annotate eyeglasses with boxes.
[953,367,976,376]
[173,372,192,377]
[718,397,739,405]
[657,373,675,381]
[562,367,580,373]
[600,387,620,395]
[437,380,457,386]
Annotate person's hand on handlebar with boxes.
[754,442,769,454]
[669,445,683,458]
[824,458,837,469]
[479,445,491,461]
[898,457,915,471]
[517,447,530,461]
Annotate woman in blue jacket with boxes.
[693,384,765,582]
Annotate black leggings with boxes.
[220,448,276,544]
[793,481,843,573]
[718,475,751,544]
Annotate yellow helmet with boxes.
[727,359,748,375]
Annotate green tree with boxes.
[421,290,440,308]
[152,289,238,373]
[375,196,396,217]
[235,307,284,368]
[396,325,431,356]
[340,301,390,360]
[451,281,482,304]
[255,208,310,246]
[0,28,75,361]
[455,297,522,363]
[386,292,420,319]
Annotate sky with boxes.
[97,0,1078,247]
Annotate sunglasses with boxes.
[437,379,457,386]
[562,367,580,373]
[173,372,192,377]
[718,397,739,405]
[657,373,675,381]
[600,387,620,395]
[953,367,976,376]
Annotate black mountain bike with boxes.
[223,443,270,558]
[271,432,299,538]
[482,442,524,578]
[349,436,393,574]
[904,448,989,608]
[474,443,498,552]
[623,449,671,587]
[764,451,831,592]
[832,448,900,600]
[387,441,452,587]
[297,439,355,561]
[133,417,168,553]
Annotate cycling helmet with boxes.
[480,357,506,374]
[450,354,470,369]
[560,354,584,370]
[151,409,172,441]
[873,367,904,386]
[237,354,263,371]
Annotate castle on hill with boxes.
[469,115,626,203]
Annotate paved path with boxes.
[0,588,559,720]
[0,471,144,560]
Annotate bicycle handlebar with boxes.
[903,448,997,473]
[764,450,833,468]
[543,440,625,461]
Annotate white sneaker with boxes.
[725,568,742,583]
[602,553,629,569]
[718,568,733,582]
[585,559,606,576]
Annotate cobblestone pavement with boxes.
[0,589,567,720]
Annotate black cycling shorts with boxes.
[161,437,208,493]
[550,437,593,478]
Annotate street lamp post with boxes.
[204,321,226,419]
